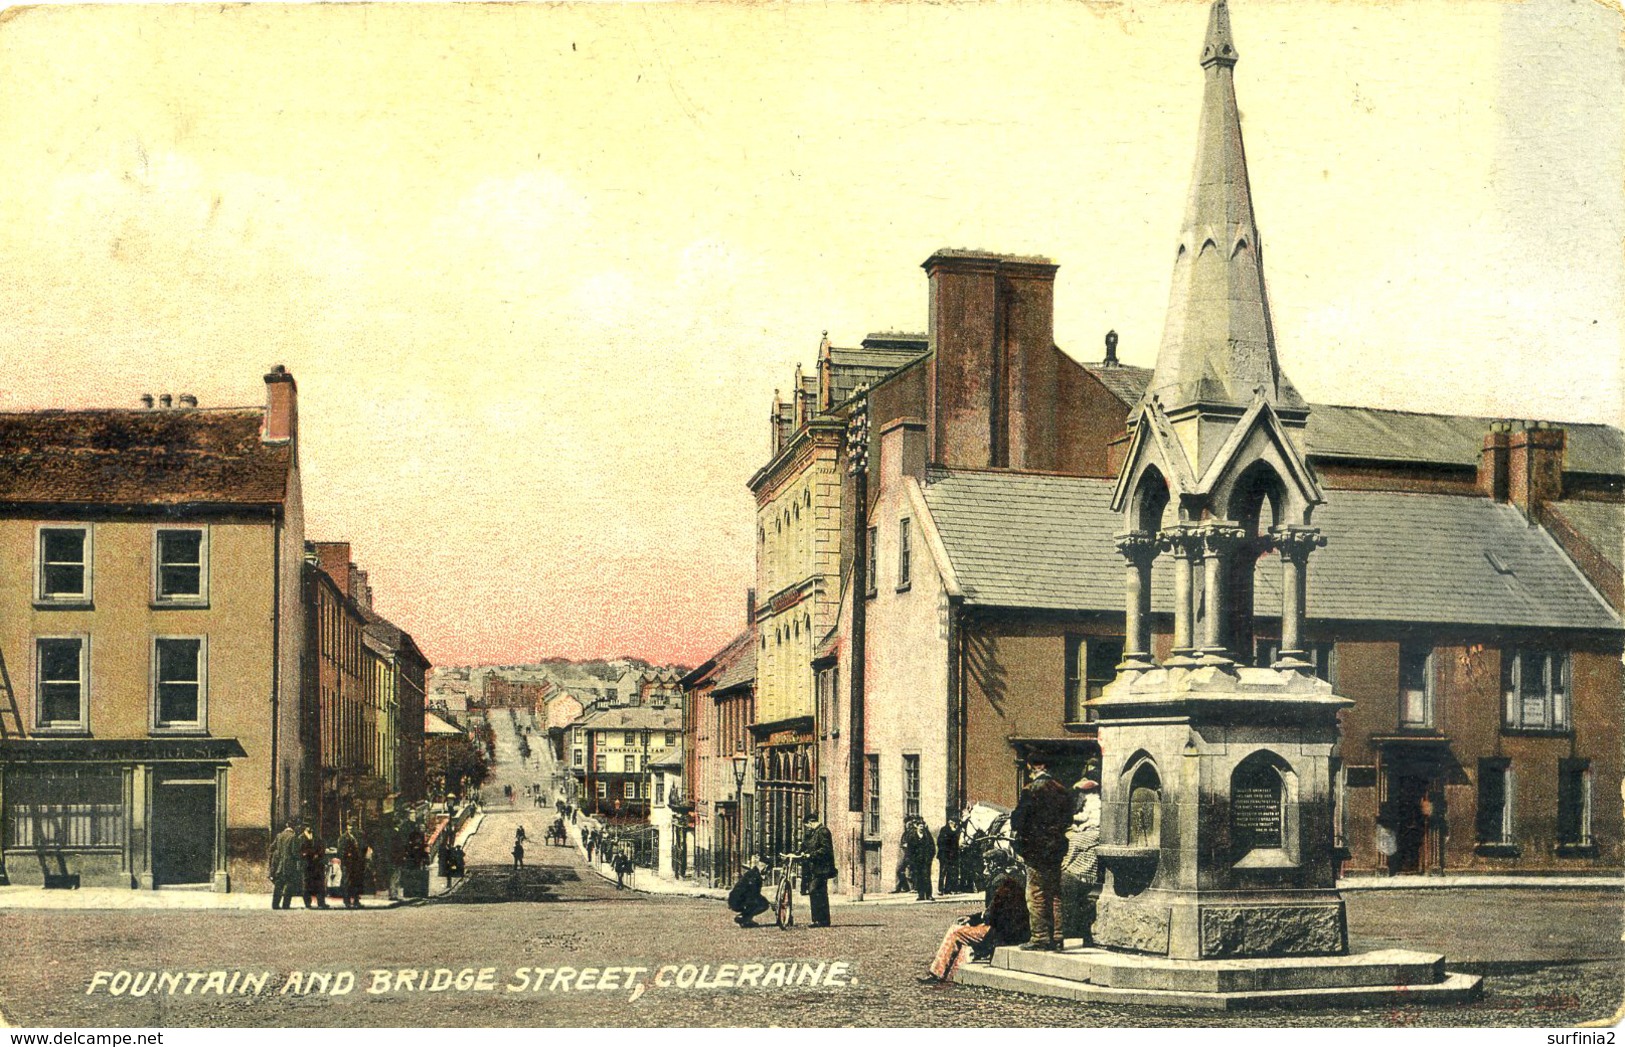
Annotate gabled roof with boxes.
[0,408,292,506]
[1545,501,1624,577]
[575,705,684,732]
[922,469,1620,632]
[424,711,463,735]
[1083,364,1623,478]
[826,335,928,407]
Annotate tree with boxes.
[426,734,492,799]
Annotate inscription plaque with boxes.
[1232,783,1282,849]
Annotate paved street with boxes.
[1,881,1619,1028]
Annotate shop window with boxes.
[5,767,124,850]
[154,528,208,605]
[1501,649,1570,732]
[1398,645,1433,728]
[1557,759,1594,853]
[37,526,92,605]
[152,637,206,732]
[596,781,608,799]
[1475,758,1516,852]
[35,637,88,732]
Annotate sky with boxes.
[0,0,1619,668]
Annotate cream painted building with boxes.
[0,371,307,891]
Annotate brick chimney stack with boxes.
[262,365,297,444]
[1509,422,1565,521]
[746,587,757,627]
[922,249,1059,472]
[1478,423,1511,502]
[312,541,352,591]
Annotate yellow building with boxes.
[746,334,925,858]
[0,371,307,891]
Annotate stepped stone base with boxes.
[952,945,1483,1011]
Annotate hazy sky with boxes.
[0,1,1619,667]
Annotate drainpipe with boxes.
[269,510,282,834]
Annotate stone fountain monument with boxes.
[954,1,1482,1009]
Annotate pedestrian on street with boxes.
[1061,774,1102,944]
[1009,755,1071,951]
[584,832,595,863]
[727,858,771,927]
[299,825,329,909]
[937,818,962,896]
[612,849,632,889]
[906,817,937,901]
[268,820,301,910]
[338,823,366,909]
[515,824,527,844]
[799,811,836,928]
[512,837,526,870]
[920,850,1030,983]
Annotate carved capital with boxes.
[1114,531,1160,567]
[1157,525,1204,560]
[1197,522,1249,557]
[1269,525,1326,564]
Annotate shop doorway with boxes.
[152,780,215,886]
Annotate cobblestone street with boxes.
[2,874,1619,1028]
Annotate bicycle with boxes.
[772,851,806,929]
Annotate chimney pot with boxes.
[159,394,173,409]
[140,394,154,410]
[1104,330,1119,366]
[178,393,198,409]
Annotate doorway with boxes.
[152,780,216,886]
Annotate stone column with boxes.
[213,765,231,893]
[1270,526,1326,670]
[1198,524,1248,663]
[1114,531,1160,669]
[1160,527,1202,664]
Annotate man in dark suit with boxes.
[299,825,329,909]
[937,818,962,896]
[727,858,771,927]
[799,811,837,928]
[268,821,301,910]
[1010,756,1071,950]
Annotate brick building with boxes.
[813,1,1622,890]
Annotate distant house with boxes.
[567,705,683,821]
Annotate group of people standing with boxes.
[268,815,429,910]
[893,815,973,900]
[921,756,1101,982]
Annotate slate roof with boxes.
[0,408,291,506]
[712,629,758,694]
[922,470,1620,632]
[827,337,927,406]
[576,706,684,732]
[1084,363,1154,407]
[1545,501,1624,576]
[1080,365,1623,477]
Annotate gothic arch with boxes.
[1130,466,1172,536]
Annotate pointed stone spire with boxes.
[1146,0,1304,415]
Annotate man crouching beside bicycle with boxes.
[728,857,771,927]
[919,850,1030,984]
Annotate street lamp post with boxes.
[731,754,748,882]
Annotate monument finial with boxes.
[1199,0,1238,67]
